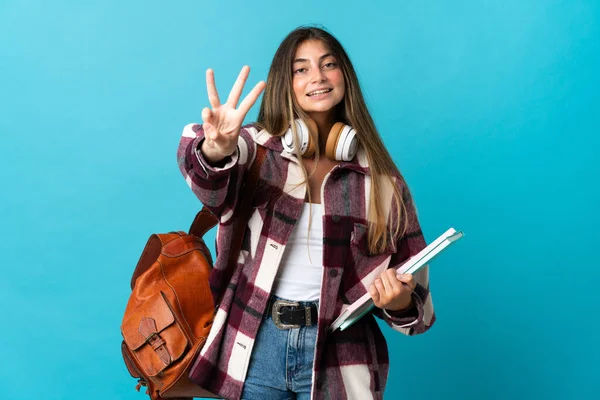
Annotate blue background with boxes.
[1,0,598,399]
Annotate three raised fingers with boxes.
[206,66,265,113]
[226,65,251,108]
[206,69,221,108]
[238,80,267,116]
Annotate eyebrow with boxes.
[293,53,335,64]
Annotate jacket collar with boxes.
[251,127,370,175]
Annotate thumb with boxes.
[201,107,213,124]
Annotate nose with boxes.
[310,67,326,83]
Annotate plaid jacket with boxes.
[177,123,435,400]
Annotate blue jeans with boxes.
[241,297,318,400]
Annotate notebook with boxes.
[329,227,464,332]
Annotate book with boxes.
[329,227,464,332]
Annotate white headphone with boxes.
[281,119,358,161]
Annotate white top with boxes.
[271,203,324,301]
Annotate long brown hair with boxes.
[257,26,410,254]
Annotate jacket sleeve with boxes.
[176,123,258,220]
[372,179,436,336]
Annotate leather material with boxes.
[279,304,318,326]
[269,300,319,327]
[188,208,219,243]
[121,146,267,400]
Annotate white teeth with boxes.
[308,89,332,96]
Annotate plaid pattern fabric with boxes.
[176,123,435,400]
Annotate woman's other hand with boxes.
[369,269,416,311]
[201,66,266,163]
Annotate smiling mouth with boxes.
[307,88,333,96]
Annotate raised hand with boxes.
[200,66,266,163]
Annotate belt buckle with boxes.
[272,300,301,330]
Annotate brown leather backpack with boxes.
[121,146,266,400]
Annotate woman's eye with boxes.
[294,68,306,74]
[323,62,337,69]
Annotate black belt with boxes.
[268,298,318,329]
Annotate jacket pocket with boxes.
[350,223,396,257]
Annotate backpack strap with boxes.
[188,208,218,238]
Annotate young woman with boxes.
[177,26,435,400]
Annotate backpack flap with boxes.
[121,292,188,377]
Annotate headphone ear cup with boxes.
[303,119,317,157]
[325,122,345,161]
[326,123,358,161]
[282,126,295,153]
[282,119,317,157]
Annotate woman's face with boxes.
[292,40,345,120]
